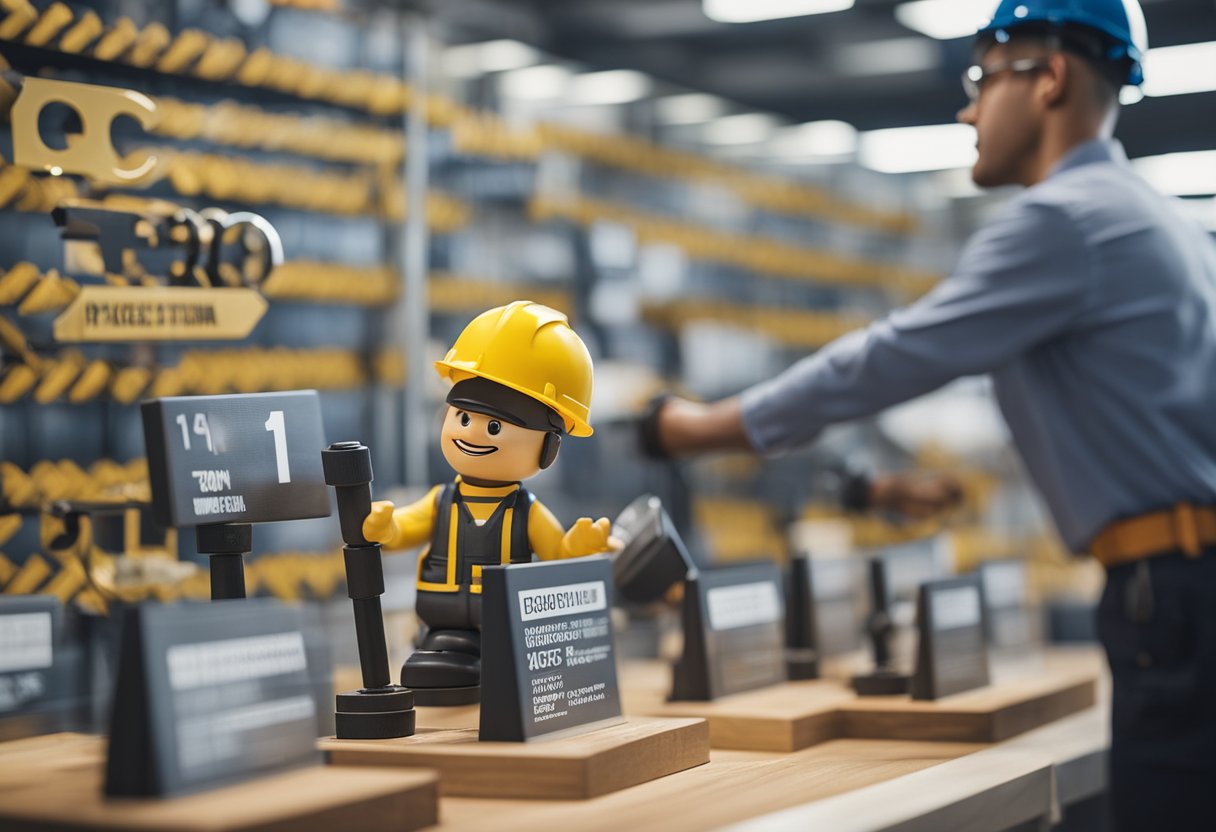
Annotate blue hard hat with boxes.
[977,0,1148,86]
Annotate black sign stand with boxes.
[851,557,911,696]
[784,556,819,680]
[321,441,415,740]
[196,523,251,601]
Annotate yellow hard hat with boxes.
[435,301,594,437]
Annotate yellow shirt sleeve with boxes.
[386,484,442,551]
[528,499,566,561]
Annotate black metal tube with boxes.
[868,558,893,669]
[209,553,246,600]
[352,597,391,690]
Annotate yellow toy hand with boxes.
[561,516,616,558]
[363,500,398,547]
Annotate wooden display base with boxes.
[0,733,439,832]
[620,662,854,752]
[838,667,1098,743]
[321,716,709,800]
[620,659,1098,749]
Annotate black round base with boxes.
[411,685,480,707]
[336,685,414,713]
[851,669,911,697]
[334,685,417,739]
[335,707,416,739]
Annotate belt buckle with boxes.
[1173,503,1202,558]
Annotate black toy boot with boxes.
[401,628,482,706]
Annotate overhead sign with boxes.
[480,556,624,742]
[142,391,331,527]
[54,286,267,342]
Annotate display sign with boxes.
[0,596,70,739]
[54,286,268,342]
[105,599,320,797]
[480,556,624,742]
[142,391,330,527]
[671,563,787,701]
[910,576,991,701]
[979,559,1038,649]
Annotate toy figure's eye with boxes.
[459,412,470,427]
[487,420,501,436]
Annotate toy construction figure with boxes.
[363,301,614,705]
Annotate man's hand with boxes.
[638,395,752,459]
[561,516,618,558]
[363,500,399,546]
[868,472,964,521]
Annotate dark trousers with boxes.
[1097,550,1216,831]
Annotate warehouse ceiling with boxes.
[432,0,1216,160]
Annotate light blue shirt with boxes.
[741,139,1216,552]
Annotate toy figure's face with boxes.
[440,406,545,483]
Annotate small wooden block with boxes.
[0,734,439,832]
[621,661,854,752]
[321,716,710,800]
[838,668,1098,743]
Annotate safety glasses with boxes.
[962,57,1051,102]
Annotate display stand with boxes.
[196,522,251,600]
[851,557,912,696]
[622,659,851,752]
[321,716,708,800]
[321,441,416,740]
[0,733,439,832]
[838,667,1098,743]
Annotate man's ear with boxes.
[1040,52,1070,107]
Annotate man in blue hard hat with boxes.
[643,0,1216,826]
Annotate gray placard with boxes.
[142,391,331,527]
[105,599,320,796]
[911,576,991,700]
[480,556,623,742]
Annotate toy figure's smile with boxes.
[453,438,498,456]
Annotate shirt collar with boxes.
[1048,138,1129,179]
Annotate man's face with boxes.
[439,405,546,483]
[958,41,1050,188]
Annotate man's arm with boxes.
[657,199,1092,455]
[362,485,442,550]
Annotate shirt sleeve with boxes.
[528,499,567,561]
[740,199,1092,453]
[387,484,442,550]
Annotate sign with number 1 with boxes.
[142,391,330,527]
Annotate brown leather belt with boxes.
[1089,503,1216,568]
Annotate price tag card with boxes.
[910,576,991,700]
[105,599,320,796]
[0,596,69,738]
[141,391,330,527]
[671,563,787,701]
[480,556,624,742]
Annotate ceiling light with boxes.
[1143,41,1216,98]
[858,123,977,173]
[835,36,940,77]
[771,120,858,158]
[569,70,652,105]
[702,113,779,145]
[655,93,727,125]
[1132,150,1216,196]
[703,0,854,25]
[442,39,539,78]
[895,0,988,41]
[497,64,571,100]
